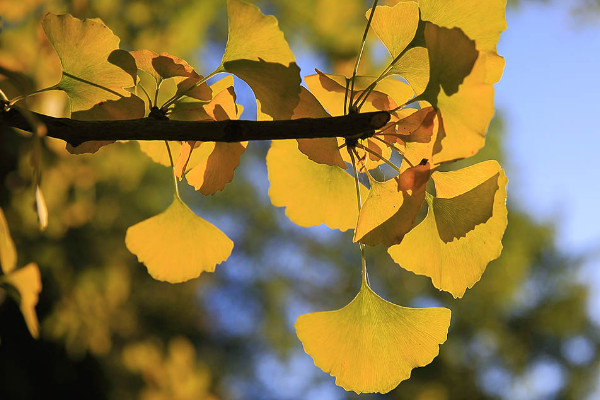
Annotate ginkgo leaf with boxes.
[182,86,247,195]
[186,142,247,195]
[388,161,508,298]
[68,95,146,154]
[296,279,451,394]
[389,47,430,96]
[0,207,17,274]
[221,0,300,120]
[125,196,233,283]
[431,52,499,164]
[4,263,42,338]
[418,23,500,164]
[130,49,212,101]
[388,106,436,144]
[267,140,367,231]
[42,13,135,112]
[418,0,507,52]
[305,70,411,117]
[354,164,430,247]
[368,3,420,59]
[293,87,346,168]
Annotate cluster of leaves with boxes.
[0,0,508,394]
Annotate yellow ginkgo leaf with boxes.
[0,207,17,274]
[183,86,247,195]
[305,70,410,117]
[389,47,430,96]
[431,51,501,164]
[125,197,233,283]
[354,164,430,247]
[293,87,346,168]
[369,3,420,59]
[388,161,508,298]
[4,263,42,339]
[42,13,135,112]
[186,142,247,195]
[296,279,451,394]
[267,140,367,231]
[418,0,507,52]
[417,23,502,164]
[221,0,300,120]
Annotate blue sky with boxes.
[497,3,600,332]
[498,2,600,255]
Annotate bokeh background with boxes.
[1,0,599,399]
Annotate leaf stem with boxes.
[164,141,180,199]
[356,142,401,174]
[161,69,219,111]
[349,0,379,112]
[348,148,368,284]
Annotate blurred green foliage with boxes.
[1,1,599,399]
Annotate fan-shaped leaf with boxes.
[42,13,135,112]
[296,280,451,394]
[221,0,300,120]
[267,140,366,231]
[388,161,508,298]
[355,164,430,247]
[125,197,233,283]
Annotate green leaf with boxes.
[296,279,451,394]
[125,197,233,283]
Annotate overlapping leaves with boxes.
[20,0,508,394]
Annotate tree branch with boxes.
[0,106,390,146]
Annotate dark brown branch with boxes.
[0,107,390,147]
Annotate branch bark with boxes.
[0,106,390,146]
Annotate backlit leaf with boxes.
[418,0,507,52]
[183,86,247,195]
[42,13,135,112]
[267,140,366,231]
[221,0,300,120]
[296,279,451,394]
[388,161,508,298]
[389,47,430,96]
[354,164,430,247]
[369,3,420,58]
[4,263,42,339]
[0,207,17,274]
[130,49,212,101]
[125,197,233,283]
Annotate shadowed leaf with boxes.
[221,0,300,120]
[4,263,42,338]
[354,164,430,246]
[42,13,135,112]
[388,161,508,298]
[0,208,17,274]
